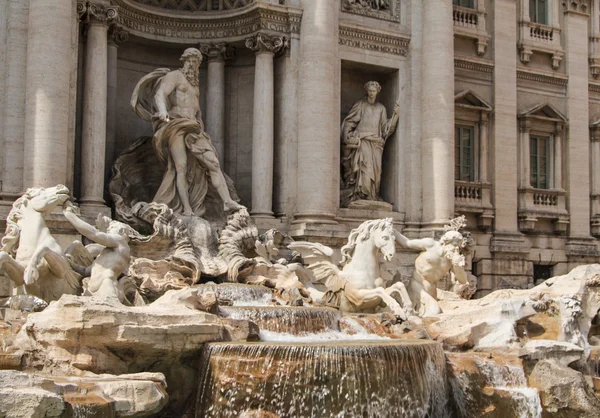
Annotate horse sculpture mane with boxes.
[340,218,393,266]
[0,188,37,256]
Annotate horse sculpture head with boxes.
[340,218,395,265]
[1,185,71,256]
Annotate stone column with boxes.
[199,43,231,167]
[592,130,600,196]
[479,114,489,183]
[1,0,29,197]
[23,0,76,188]
[246,34,286,218]
[78,2,116,210]
[294,0,339,224]
[493,0,520,233]
[106,24,128,183]
[421,0,454,226]
[554,125,562,189]
[564,2,591,239]
[519,120,531,189]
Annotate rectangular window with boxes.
[530,135,551,189]
[530,0,548,25]
[455,125,475,182]
[453,0,475,7]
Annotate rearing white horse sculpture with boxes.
[0,185,82,302]
[290,218,413,319]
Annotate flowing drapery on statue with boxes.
[341,81,399,207]
[131,49,242,217]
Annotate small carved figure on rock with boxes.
[290,218,413,319]
[0,185,83,302]
[63,203,146,304]
[341,81,399,207]
[131,47,242,216]
[394,216,470,316]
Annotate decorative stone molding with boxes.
[77,1,118,24]
[454,56,494,74]
[517,68,569,87]
[590,83,600,93]
[562,0,589,14]
[245,33,287,55]
[517,0,564,70]
[111,0,301,43]
[338,25,410,56]
[341,0,400,23]
[132,0,255,12]
[108,24,129,46]
[199,42,234,62]
[452,4,490,56]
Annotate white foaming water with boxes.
[258,315,389,342]
[477,359,542,418]
[259,329,390,342]
[231,293,273,306]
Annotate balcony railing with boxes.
[529,24,554,43]
[533,190,558,206]
[453,6,478,29]
[452,5,489,55]
[455,182,482,201]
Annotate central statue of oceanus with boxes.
[131,47,242,217]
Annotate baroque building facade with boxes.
[0,0,599,296]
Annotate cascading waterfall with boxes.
[218,306,341,335]
[476,359,542,418]
[195,340,452,418]
[197,283,273,306]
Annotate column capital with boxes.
[562,0,590,16]
[77,1,118,25]
[108,24,129,46]
[198,42,234,63]
[245,33,288,55]
[519,118,532,132]
[591,124,600,142]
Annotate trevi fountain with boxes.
[2,44,600,418]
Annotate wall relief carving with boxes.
[341,0,400,22]
[112,0,301,42]
[132,0,255,12]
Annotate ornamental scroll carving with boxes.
[77,1,118,23]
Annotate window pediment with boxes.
[454,90,492,112]
[519,102,567,124]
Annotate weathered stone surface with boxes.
[13,293,252,375]
[519,340,584,367]
[429,264,600,351]
[0,370,167,418]
[528,359,600,418]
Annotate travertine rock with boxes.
[528,359,600,418]
[0,370,167,418]
[519,340,584,367]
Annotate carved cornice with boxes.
[132,0,254,12]
[77,1,118,24]
[517,69,568,86]
[199,42,234,62]
[341,0,401,23]
[108,24,129,45]
[454,57,494,74]
[111,0,301,43]
[338,25,410,56]
[590,83,600,93]
[245,33,287,55]
[562,0,589,15]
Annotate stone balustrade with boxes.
[518,187,569,234]
[454,181,494,231]
[453,6,478,28]
[452,4,489,55]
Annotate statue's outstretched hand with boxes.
[156,111,170,123]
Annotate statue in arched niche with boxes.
[341,81,399,208]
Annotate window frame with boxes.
[453,0,475,8]
[529,0,549,25]
[530,133,553,189]
[455,124,478,182]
